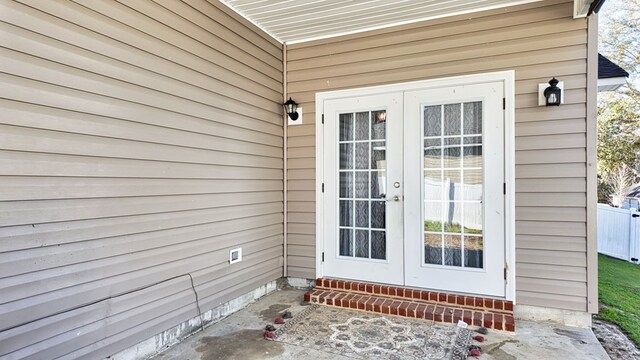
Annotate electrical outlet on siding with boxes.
[229,248,242,264]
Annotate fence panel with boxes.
[597,203,632,261]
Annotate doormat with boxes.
[273,305,472,360]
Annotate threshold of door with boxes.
[304,278,514,332]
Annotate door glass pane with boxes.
[338,110,387,260]
[423,102,484,268]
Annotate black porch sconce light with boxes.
[543,77,562,106]
[283,97,299,121]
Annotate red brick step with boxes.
[304,278,515,332]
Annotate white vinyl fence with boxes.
[597,203,640,263]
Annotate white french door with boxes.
[404,82,505,297]
[322,93,404,285]
[320,76,508,298]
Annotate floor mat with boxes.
[273,305,471,360]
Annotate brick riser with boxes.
[304,278,515,332]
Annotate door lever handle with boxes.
[386,195,400,202]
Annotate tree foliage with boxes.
[597,0,640,204]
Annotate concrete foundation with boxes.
[515,304,592,328]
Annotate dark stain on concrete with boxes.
[485,339,518,360]
[195,330,284,360]
[258,304,291,322]
[554,328,589,344]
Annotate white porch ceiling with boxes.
[219,0,546,44]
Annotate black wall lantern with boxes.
[543,77,562,106]
[283,97,299,121]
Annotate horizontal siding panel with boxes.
[287,212,316,223]
[288,46,587,93]
[1,99,282,148]
[0,0,283,358]
[1,213,282,279]
[516,193,585,207]
[289,33,586,82]
[515,118,586,136]
[516,277,586,297]
[515,133,585,151]
[517,249,586,267]
[515,148,586,164]
[516,207,586,222]
[287,234,316,246]
[517,235,586,252]
[287,267,316,279]
[37,0,281,92]
[188,0,282,58]
[517,263,586,282]
[516,290,586,311]
[1,205,282,253]
[0,277,190,357]
[120,0,282,77]
[0,177,282,201]
[1,51,280,124]
[0,239,283,333]
[0,192,283,227]
[288,201,316,213]
[2,1,282,99]
[288,191,315,202]
[0,151,282,179]
[287,245,314,257]
[516,163,586,178]
[0,78,281,137]
[0,22,281,113]
[517,220,586,237]
[289,20,585,71]
[516,178,586,193]
[287,256,315,269]
[0,125,282,167]
[288,223,316,235]
[287,180,316,191]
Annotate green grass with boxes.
[424,220,482,234]
[598,254,640,346]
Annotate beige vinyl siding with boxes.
[286,0,592,311]
[0,0,283,358]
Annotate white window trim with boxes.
[315,70,516,302]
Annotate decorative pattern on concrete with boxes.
[274,305,471,360]
[305,278,515,332]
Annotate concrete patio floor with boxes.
[149,288,610,360]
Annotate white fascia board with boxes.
[598,77,627,92]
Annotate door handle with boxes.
[387,195,401,202]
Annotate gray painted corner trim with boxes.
[586,14,599,314]
[107,281,277,360]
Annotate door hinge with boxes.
[504,267,507,280]
[321,114,324,124]
[503,183,506,195]
[322,183,324,192]
[632,214,639,218]
[503,98,506,110]
[322,252,325,262]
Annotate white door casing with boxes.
[315,71,516,301]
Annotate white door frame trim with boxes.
[315,70,516,302]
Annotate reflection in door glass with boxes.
[423,102,484,269]
[338,110,387,260]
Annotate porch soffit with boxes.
[218,0,596,44]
